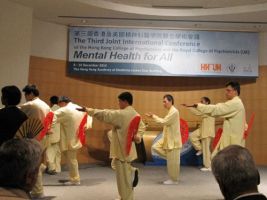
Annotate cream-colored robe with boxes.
[151,105,181,181]
[152,106,182,150]
[48,104,60,144]
[20,97,50,122]
[46,104,61,172]
[20,97,51,196]
[189,108,215,168]
[196,96,246,150]
[189,108,215,139]
[20,97,51,147]
[54,102,92,151]
[86,105,146,200]
[86,106,146,162]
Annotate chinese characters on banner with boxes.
[68,27,258,77]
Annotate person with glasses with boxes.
[183,81,246,157]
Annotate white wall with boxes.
[259,32,267,65]
[0,0,32,106]
[31,19,67,60]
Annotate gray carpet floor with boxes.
[42,164,267,200]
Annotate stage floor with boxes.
[42,164,267,200]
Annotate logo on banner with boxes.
[243,66,253,73]
[227,64,236,73]
[200,64,222,72]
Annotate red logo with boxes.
[201,64,221,72]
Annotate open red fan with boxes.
[77,114,88,145]
[212,128,223,150]
[180,118,189,144]
[211,113,255,150]
[37,112,54,141]
[125,115,141,155]
[243,113,255,139]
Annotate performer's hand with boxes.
[145,112,153,118]
[133,135,142,144]
[46,131,53,135]
[244,123,248,131]
[76,106,87,112]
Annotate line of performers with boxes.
[0,81,247,200]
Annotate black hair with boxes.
[58,96,71,103]
[22,84,39,97]
[50,96,59,105]
[1,85,22,106]
[201,96,211,104]
[226,81,240,96]
[163,94,174,105]
[118,92,133,105]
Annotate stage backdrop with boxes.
[28,56,267,165]
[68,27,258,77]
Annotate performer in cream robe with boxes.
[20,94,50,123]
[20,84,51,198]
[188,82,246,158]
[146,94,182,185]
[54,96,92,185]
[46,96,61,174]
[107,130,116,170]
[82,92,145,200]
[185,97,215,171]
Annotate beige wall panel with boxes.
[0,0,32,106]
[29,56,267,165]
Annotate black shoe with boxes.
[58,179,69,183]
[45,168,57,175]
[31,192,45,199]
[132,169,139,187]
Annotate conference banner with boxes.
[68,27,258,77]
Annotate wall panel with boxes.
[29,56,266,165]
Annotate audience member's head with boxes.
[58,96,71,107]
[212,145,260,200]
[22,84,39,102]
[1,85,22,106]
[0,138,43,192]
[49,95,59,107]
[118,92,133,109]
